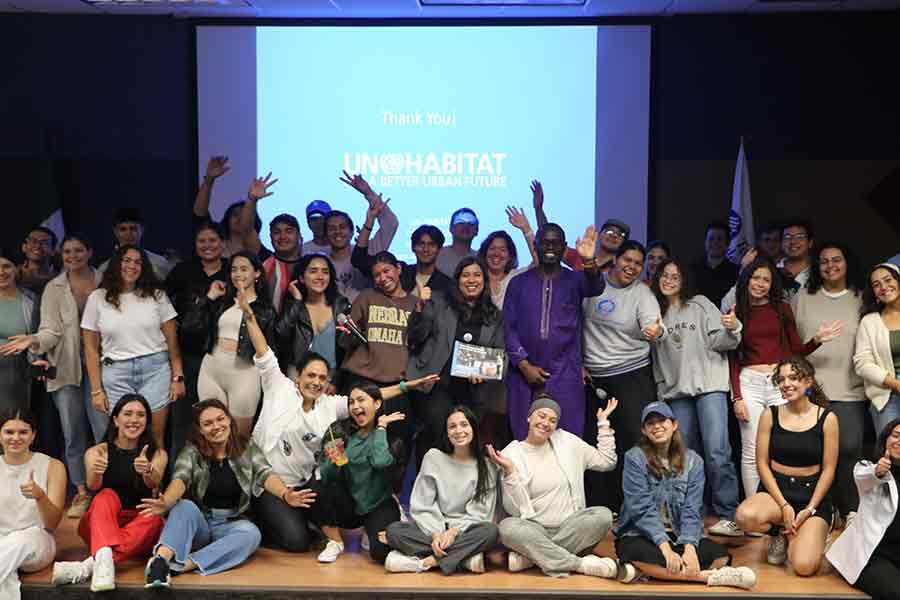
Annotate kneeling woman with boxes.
[491,394,619,579]
[615,402,757,589]
[827,418,900,600]
[317,384,408,565]
[736,356,838,576]
[52,394,168,592]
[139,399,303,588]
[0,408,67,600]
[385,406,499,574]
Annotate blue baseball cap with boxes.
[641,401,675,424]
[306,200,332,218]
[450,208,479,226]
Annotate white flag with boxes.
[727,138,754,264]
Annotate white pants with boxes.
[738,368,786,497]
[198,348,261,419]
[0,526,56,600]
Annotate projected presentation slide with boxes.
[197,25,650,262]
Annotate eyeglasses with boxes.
[782,233,809,242]
[26,237,53,248]
[602,229,626,239]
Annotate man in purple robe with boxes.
[504,223,604,439]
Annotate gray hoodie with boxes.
[652,295,742,400]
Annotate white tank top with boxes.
[0,452,51,534]
[218,303,243,341]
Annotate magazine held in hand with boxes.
[449,341,505,380]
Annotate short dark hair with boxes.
[647,240,671,257]
[29,226,58,249]
[373,251,399,268]
[222,201,263,238]
[615,240,647,260]
[757,221,782,237]
[411,225,445,249]
[61,233,92,252]
[269,213,300,231]
[782,218,814,240]
[536,223,566,246]
[193,220,225,241]
[294,351,331,377]
[324,210,353,234]
[705,220,731,242]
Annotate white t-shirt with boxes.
[81,289,177,361]
[252,349,349,487]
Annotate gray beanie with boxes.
[528,394,561,419]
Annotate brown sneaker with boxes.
[67,492,91,518]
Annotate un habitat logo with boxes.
[343,152,508,190]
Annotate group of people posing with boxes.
[0,157,899,599]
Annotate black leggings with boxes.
[253,478,347,553]
[855,554,900,600]
[330,496,401,564]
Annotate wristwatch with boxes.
[171,375,185,383]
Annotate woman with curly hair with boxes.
[81,245,184,450]
[736,356,839,575]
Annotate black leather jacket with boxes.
[181,295,277,362]
[274,293,350,370]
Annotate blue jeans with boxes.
[870,388,900,440]
[669,392,739,520]
[156,500,261,575]
[52,381,106,486]
[101,351,171,414]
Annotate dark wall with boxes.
[1,14,193,262]
[651,13,900,268]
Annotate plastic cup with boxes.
[326,438,348,467]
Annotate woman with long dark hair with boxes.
[615,402,756,589]
[385,405,500,574]
[407,256,507,464]
[476,206,537,309]
[736,356,838,576]
[51,394,167,592]
[139,398,303,588]
[181,250,276,439]
[0,407,66,600]
[650,258,743,537]
[855,263,900,438]
[793,241,865,524]
[275,253,349,378]
[81,245,184,450]
[729,256,841,499]
[828,417,900,600]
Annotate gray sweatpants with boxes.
[499,506,613,577]
[386,521,499,575]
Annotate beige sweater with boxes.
[854,312,897,411]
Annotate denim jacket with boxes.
[171,442,273,517]
[615,446,705,547]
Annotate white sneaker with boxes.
[617,562,644,583]
[463,552,485,573]
[507,551,534,572]
[707,565,757,589]
[317,539,345,563]
[577,555,617,578]
[385,550,426,573]
[767,532,788,565]
[360,531,370,552]
[708,519,744,537]
[52,557,93,586]
[90,546,115,592]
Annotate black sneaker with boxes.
[144,555,171,589]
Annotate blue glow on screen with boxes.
[257,26,597,263]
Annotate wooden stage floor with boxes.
[21,516,868,599]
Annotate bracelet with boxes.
[91,389,104,396]
[362,223,374,232]
[399,380,408,394]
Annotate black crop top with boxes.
[768,405,830,468]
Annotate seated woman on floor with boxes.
[827,417,900,600]
[0,407,66,600]
[384,405,500,575]
[52,393,168,592]
[242,287,436,559]
[489,394,619,579]
[614,401,757,589]
[736,356,838,576]
[139,393,304,588]
[317,382,409,565]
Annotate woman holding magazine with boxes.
[406,256,507,467]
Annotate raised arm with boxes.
[531,180,548,230]
[193,155,230,218]
[237,172,278,255]
[506,206,538,266]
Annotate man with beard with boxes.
[436,208,479,278]
[352,224,452,297]
[326,172,398,302]
[503,223,604,441]
[691,221,739,308]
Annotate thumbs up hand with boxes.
[876,445,893,478]
[92,445,109,477]
[19,469,45,500]
[721,306,739,331]
[134,444,152,475]
[642,315,665,342]
[415,282,431,312]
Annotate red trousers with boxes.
[78,488,164,562]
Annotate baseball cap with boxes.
[451,208,479,226]
[641,401,675,424]
[601,219,631,239]
[306,200,332,218]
